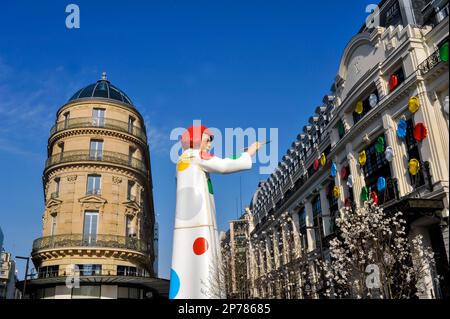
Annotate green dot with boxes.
[439,42,449,62]
[361,186,369,202]
[229,154,241,160]
[207,178,214,194]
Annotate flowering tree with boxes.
[318,200,437,299]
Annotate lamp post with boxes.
[15,256,30,299]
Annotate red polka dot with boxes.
[193,237,209,255]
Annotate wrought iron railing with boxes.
[45,150,147,174]
[423,2,449,29]
[418,47,446,75]
[50,117,147,141]
[32,234,148,254]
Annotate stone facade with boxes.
[225,0,449,299]
[24,75,168,299]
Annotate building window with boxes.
[337,119,346,139]
[118,286,141,299]
[353,89,379,124]
[89,139,103,160]
[362,134,393,204]
[92,108,105,127]
[382,0,402,27]
[312,195,323,250]
[63,112,70,129]
[126,215,136,237]
[86,175,101,195]
[327,182,339,235]
[388,67,405,92]
[83,211,98,244]
[37,265,59,278]
[117,265,138,277]
[52,178,60,198]
[128,146,136,165]
[127,180,136,201]
[404,119,425,187]
[128,116,135,134]
[76,264,102,276]
[58,142,65,160]
[72,285,101,299]
[298,208,308,252]
[50,215,57,236]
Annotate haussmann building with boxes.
[18,73,169,299]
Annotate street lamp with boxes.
[15,256,30,299]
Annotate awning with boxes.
[16,275,169,298]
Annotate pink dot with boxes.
[193,237,209,255]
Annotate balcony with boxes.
[50,117,147,142]
[422,1,449,29]
[32,234,148,255]
[418,46,448,75]
[45,150,147,174]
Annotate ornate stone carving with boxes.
[112,176,122,184]
[67,175,77,183]
[78,195,107,215]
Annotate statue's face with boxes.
[200,133,212,152]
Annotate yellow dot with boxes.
[177,154,191,172]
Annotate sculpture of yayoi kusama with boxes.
[169,125,262,299]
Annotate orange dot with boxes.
[193,237,209,255]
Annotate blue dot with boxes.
[169,268,180,299]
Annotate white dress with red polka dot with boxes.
[169,148,252,299]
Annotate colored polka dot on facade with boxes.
[169,268,180,299]
[193,237,209,255]
[229,154,241,160]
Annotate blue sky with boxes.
[0,1,370,280]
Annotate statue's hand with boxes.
[247,142,263,156]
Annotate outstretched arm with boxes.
[197,152,252,174]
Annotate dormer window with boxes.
[353,89,379,124]
[337,119,346,139]
[388,67,405,92]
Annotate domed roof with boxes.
[68,72,133,107]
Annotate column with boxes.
[265,236,272,272]
[346,143,365,208]
[333,156,345,210]
[258,243,265,275]
[304,198,315,252]
[319,187,331,237]
[290,210,301,259]
[382,113,412,196]
[415,81,449,183]
[272,226,281,269]
[342,112,354,132]
[280,219,289,264]
[330,126,340,148]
